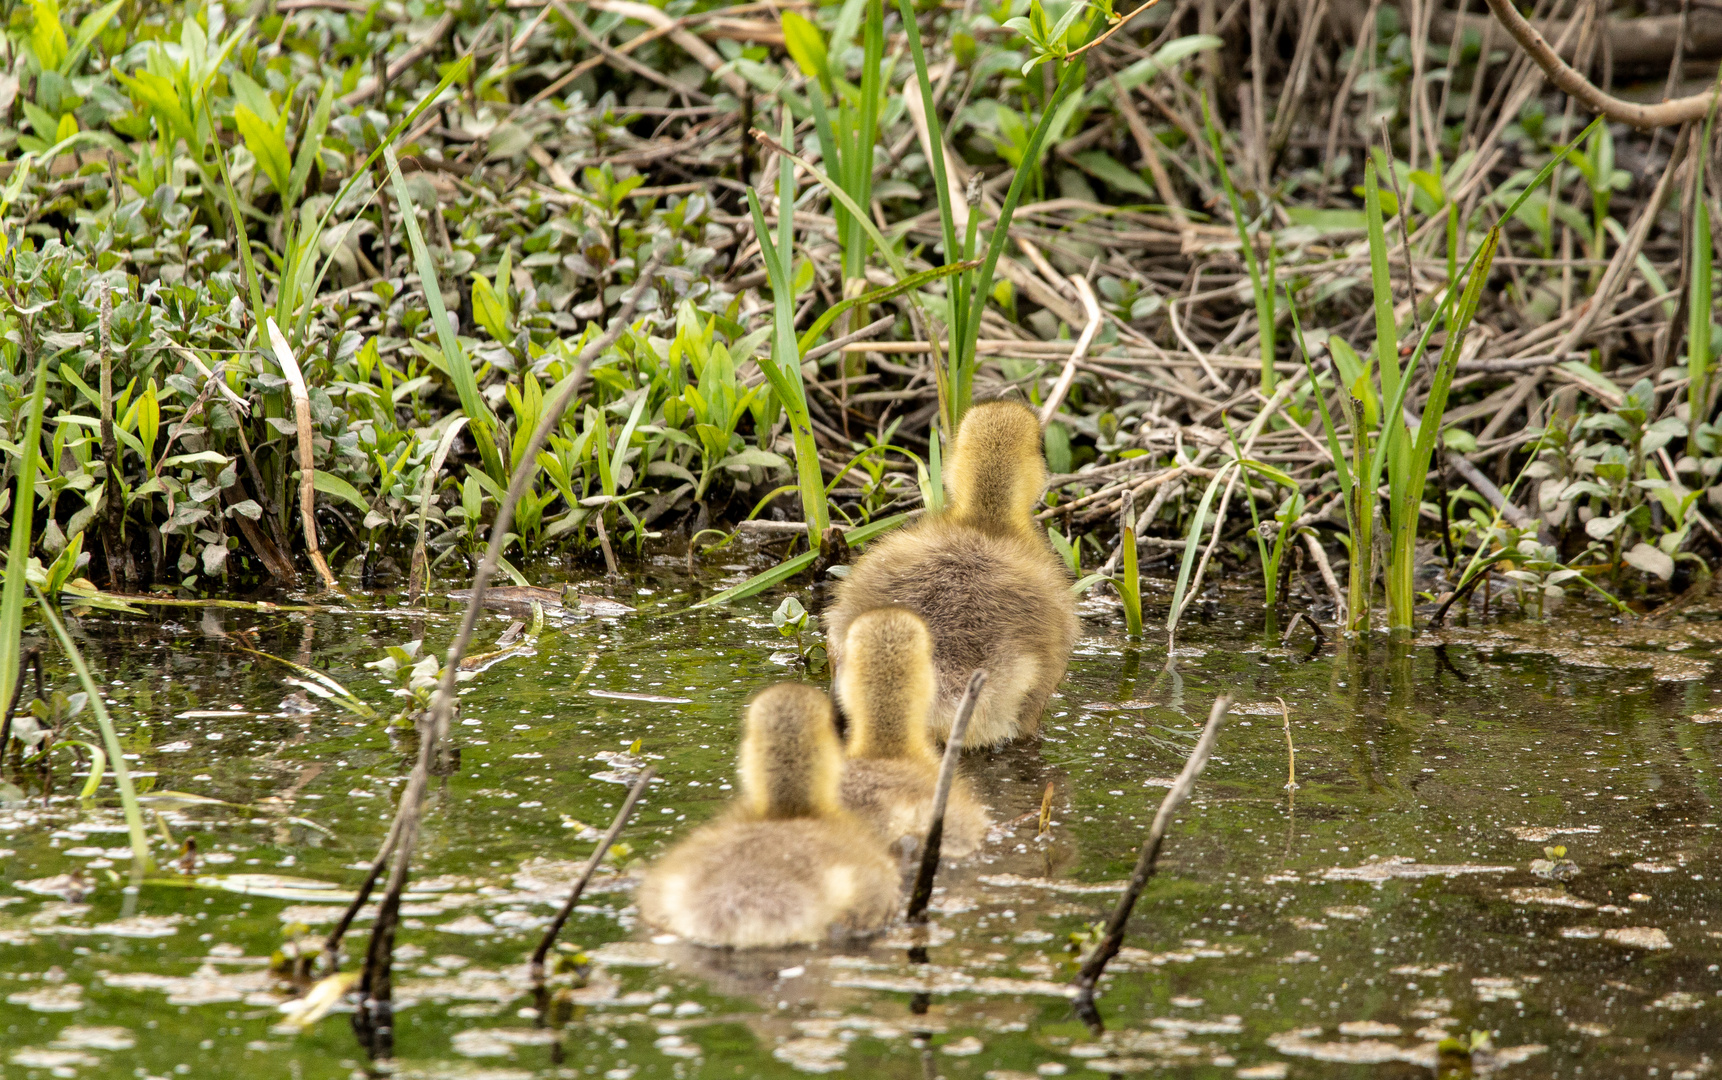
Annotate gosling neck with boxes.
[741,738,841,821]
[947,480,1038,536]
[845,694,936,763]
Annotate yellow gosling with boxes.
[636,684,900,948]
[834,607,991,858]
[826,400,1079,747]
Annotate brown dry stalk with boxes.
[1482,0,1720,128]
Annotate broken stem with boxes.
[531,766,654,982]
[1072,695,1231,1033]
[905,669,987,924]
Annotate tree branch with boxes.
[1483,0,1720,128]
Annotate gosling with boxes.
[835,607,991,859]
[636,683,900,948]
[826,400,1079,747]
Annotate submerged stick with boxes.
[905,670,987,924]
[531,767,654,982]
[1071,695,1230,1033]
[346,255,663,1059]
[320,810,406,976]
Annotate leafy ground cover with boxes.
[0,0,1719,618]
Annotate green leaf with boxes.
[383,145,500,478]
[471,274,509,341]
[719,447,792,472]
[234,104,291,198]
[312,470,371,514]
[1072,151,1156,199]
[27,0,69,72]
[780,10,830,87]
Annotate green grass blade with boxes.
[288,57,472,344]
[796,260,976,354]
[34,589,152,869]
[1689,199,1713,443]
[1286,292,1354,499]
[1364,162,1401,413]
[1120,497,1142,636]
[687,512,911,610]
[1407,228,1501,508]
[0,359,49,715]
[383,146,501,480]
[961,59,1085,417]
[1166,463,1233,636]
[760,131,912,283]
[894,0,961,296]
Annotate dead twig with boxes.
[1481,0,1720,127]
[905,670,987,924]
[1071,695,1230,1033]
[531,768,654,982]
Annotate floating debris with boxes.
[10,1048,100,1069]
[1604,927,1673,950]
[976,873,1127,894]
[1266,1029,1430,1066]
[1471,976,1531,1002]
[774,1037,847,1073]
[1506,887,1596,909]
[1321,858,1516,882]
[1324,906,1372,921]
[1508,825,1602,842]
[50,1026,136,1050]
[101,965,284,1007]
[587,689,693,703]
[450,1028,558,1058]
[1648,991,1705,1011]
[6,983,84,1012]
[1337,1021,1402,1037]
[830,972,1076,998]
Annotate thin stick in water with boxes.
[1071,694,1230,1033]
[905,669,987,924]
[1278,696,1296,795]
[345,255,665,1059]
[532,767,654,981]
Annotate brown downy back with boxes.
[945,400,1048,536]
[836,607,938,764]
[737,683,844,820]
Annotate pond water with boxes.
[0,564,1719,1079]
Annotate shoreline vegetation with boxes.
[0,0,1718,638]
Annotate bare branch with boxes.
[1482,0,1719,129]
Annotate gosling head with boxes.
[737,683,844,820]
[945,399,1047,535]
[834,607,937,764]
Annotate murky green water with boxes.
[1,565,1719,1079]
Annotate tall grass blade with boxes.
[896,0,1085,429]
[0,359,49,716]
[1166,463,1233,641]
[748,118,830,539]
[384,147,503,482]
[1689,199,1713,450]
[1119,491,1142,636]
[688,512,910,609]
[34,589,151,870]
[409,417,469,603]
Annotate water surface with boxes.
[1,567,1718,1078]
